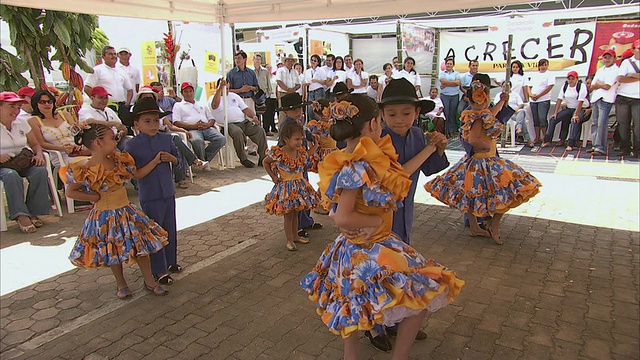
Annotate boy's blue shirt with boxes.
[382,126,449,243]
[124,132,179,202]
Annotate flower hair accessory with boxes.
[311,100,323,112]
[471,81,489,104]
[70,122,91,137]
[329,101,359,124]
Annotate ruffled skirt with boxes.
[300,234,464,338]
[425,155,541,217]
[69,204,168,268]
[264,178,320,215]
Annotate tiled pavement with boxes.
[1,149,638,360]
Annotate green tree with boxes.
[0,47,29,91]
[0,5,102,89]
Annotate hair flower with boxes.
[330,101,359,124]
[471,82,489,104]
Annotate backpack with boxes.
[562,79,582,95]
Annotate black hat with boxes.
[277,92,310,111]
[332,82,353,96]
[379,78,435,114]
[122,97,171,126]
[471,73,498,88]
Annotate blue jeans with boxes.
[441,94,460,135]
[189,127,226,162]
[567,109,590,147]
[0,166,50,220]
[590,99,614,153]
[531,101,550,128]
[544,108,573,143]
[513,110,531,141]
[307,88,325,121]
[615,95,640,154]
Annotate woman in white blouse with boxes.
[398,56,421,95]
[330,56,348,95]
[377,63,394,101]
[346,58,368,94]
[0,92,49,233]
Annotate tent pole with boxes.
[221,16,235,168]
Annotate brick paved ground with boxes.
[1,149,638,360]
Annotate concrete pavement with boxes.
[1,149,638,360]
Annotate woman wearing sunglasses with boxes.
[27,90,86,167]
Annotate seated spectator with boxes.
[0,92,50,233]
[493,82,532,147]
[425,86,446,134]
[27,90,87,167]
[541,71,589,150]
[16,87,36,123]
[210,79,267,168]
[171,82,226,171]
[77,86,129,151]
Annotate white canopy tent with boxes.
[4,0,537,23]
[3,0,536,167]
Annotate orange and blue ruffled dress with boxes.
[307,120,337,172]
[60,152,168,268]
[425,109,541,217]
[300,135,464,338]
[264,145,320,215]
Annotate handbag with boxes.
[0,148,35,172]
[253,87,267,106]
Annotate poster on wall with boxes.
[140,41,158,86]
[589,20,639,74]
[400,23,436,75]
[310,40,324,56]
[155,40,171,87]
[438,22,597,76]
[204,80,219,100]
[204,51,219,73]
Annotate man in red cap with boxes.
[615,39,640,158]
[78,86,129,150]
[16,86,36,124]
[589,49,619,156]
[171,82,226,170]
[541,70,588,150]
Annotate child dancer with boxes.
[307,98,338,168]
[264,122,320,251]
[278,92,322,240]
[124,97,181,285]
[301,95,464,360]
[61,123,169,298]
[425,74,542,244]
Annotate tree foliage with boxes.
[0,5,102,89]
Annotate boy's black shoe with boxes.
[364,331,392,352]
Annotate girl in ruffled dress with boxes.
[60,124,169,299]
[307,99,338,170]
[263,122,320,251]
[300,95,464,359]
[424,74,542,244]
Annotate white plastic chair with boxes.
[580,118,592,148]
[1,152,63,231]
[175,131,226,174]
[47,150,79,214]
[504,119,517,147]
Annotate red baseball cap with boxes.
[0,91,28,103]
[567,71,579,79]
[17,86,36,98]
[633,39,640,49]
[602,49,616,58]
[90,86,111,97]
[180,82,194,91]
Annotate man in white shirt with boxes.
[116,47,141,99]
[276,54,301,123]
[589,49,619,156]
[16,87,36,124]
[392,56,402,76]
[343,54,355,74]
[84,46,133,119]
[210,79,267,168]
[366,75,379,101]
[78,86,129,150]
[322,54,336,99]
[172,82,226,169]
[615,39,640,157]
[541,71,588,149]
